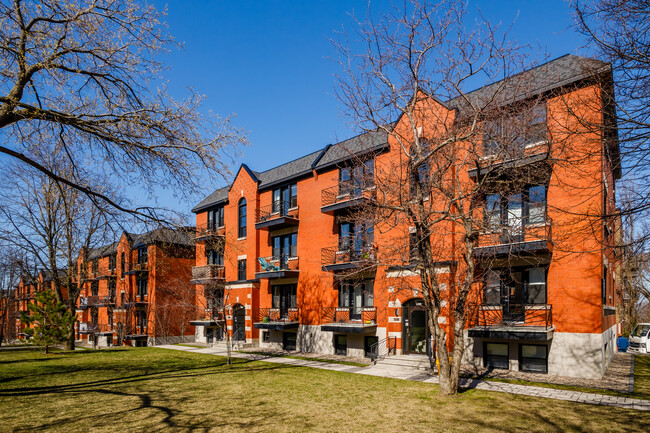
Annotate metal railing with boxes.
[194,308,226,322]
[194,223,225,241]
[255,200,299,224]
[191,264,225,281]
[127,262,149,273]
[80,295,116,307]
[256,254,299,273]
[476,217,553,249]
[254,307,299,323]
[368,336,398,361]
[78,322,112,333]
[321,244,378,267]
[321,306,377,324]
[321,181,375,208]
[466,303,553,329]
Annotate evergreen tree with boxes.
[21,289,76,354]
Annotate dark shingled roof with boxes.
[87,242,118,260]
[193,55,613,212]
[313,128,389,171]
[128,227,195,248]
[447,54,610,113]
[41,269,68,282]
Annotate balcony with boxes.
[124,294,148,308]
[255,255,299,279]
[97,267,117,279]
[320,306,377,333]
[124,262,149,275]
[474,218,553,258]
[321,245,378,272]
[194,223,225,242]
[467,303,554,340]
[78,322,112,335]
[190,309,226,326]
[255,201,299,230]
[253,307,299,331]
[321,182,375,213]
[190,265,226,285]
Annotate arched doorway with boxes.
[232,304,246,341]
[402,298,429,355]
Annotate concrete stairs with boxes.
[373,354,433,372]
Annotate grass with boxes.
[241,350,369,367]
[0,348,648,432]
[460,355,650,401]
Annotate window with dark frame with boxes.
[484,342,509,369]
[339,158,375,195]
[206,248,224,266]
[91,281,99,297]
[272,183,298,214]
[409,230,418,264]
[136,277,148,297]
[92,259,99,274]
[338,279,374,309]
[272,232,298,260]
[207,206,224,229]
[238,198,247,238]
[137,247,148,264]
[108,254,117,270]
[519,344,548,374]
[483,103,547,156]
[237,259,247,281]
[483,267,547,305]
[120,252,125,278]
[484,185,547,229]
[338,220,374,252]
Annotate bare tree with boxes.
[0,0,246,219]
[573,0,648,216]
[332,0,562,396]
[0,248,21,345]
[0,152,118,350]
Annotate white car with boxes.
[628,323,650,354]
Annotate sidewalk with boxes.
[158,344,650,412]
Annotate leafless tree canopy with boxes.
[0,0,247,219]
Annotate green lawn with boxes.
[0,348,648,432]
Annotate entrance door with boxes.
[502,271,525,323]
[403,299,429,355]
[206,327,214,344]
[232,304,246,341]
[273,284,297,319]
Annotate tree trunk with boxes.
[63,322,75,351]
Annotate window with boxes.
[206,248,224,266]
[484,342,509,369]
[137,247,148,264]
[238,198,247,238]
[136,310,147,329]
[272,233,298,259]
[120,252,125,278]
[136,277,148,297]
[108,254,116,270]
[527,185,546,224]
[485,194,501,228]
[272,284,297,312]
[519,344,548,374]
[483,104,547,156]
[410,141,430,196]
[91,281,99,297]
[92,259,99,274]
[339,220,374,252]
[484,270,501,305]
[340,159,374,195]
[207,206,224,229]
[527,267,547,304]
[272,183,298,214]
[409,230,419,263]
[334,335,347,356]
[283,332,297,351]
[339,279,374,309]
[237,259,247,281]
[108,307,113,327]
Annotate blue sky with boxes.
[152,0,589,214]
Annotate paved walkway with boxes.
[158,344,650,412]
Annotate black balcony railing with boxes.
[321,181,375,209]
[125,262,148,274]
[256,254,299,274]
[255,200,299,225]
[78,322,111,334]
[321,245,378,269]
[194,223,225,241]
[475,217,553,256]
[191,265,225,283]
[466,303,553,329]
[254,307,299,323]
[321,306,377,324]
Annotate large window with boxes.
[483,104,547,156]
[207,206,224,229]
[272,284,297,315]
[108,254,117,270]
[272,183,297,214]
[339,220,374,252]
[340,159,374,195]
[484,267,547,305]
[91,259,99,274]
[272,233,298,259]
[238,198,247,238]
[339,279,374,310]
[206,248,223,266]
[91,281,99,297]
[237,259,247,281]
[120,252,125,278]
[136,277,148,297]
[484,185,547,229]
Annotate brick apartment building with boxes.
[76,228,196,347]
[191,54,621,379]
[14,269,70,338]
